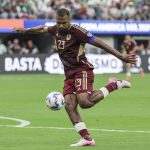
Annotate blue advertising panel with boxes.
[24,20,56,28]
[24,20,150,34]
[0,28,14,33]
[0,19,150,34]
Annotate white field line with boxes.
[0,116,150,134]
[25,126,150,134]
[0,116,31,127]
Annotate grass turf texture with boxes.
[0,73,150,150]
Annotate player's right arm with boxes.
[13,26,50,34]
[92,37,136,64]
[73,25,136,64]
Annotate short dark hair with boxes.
[57,8,70,17]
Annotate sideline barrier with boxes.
[0,54,149,74]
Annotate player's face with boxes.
[56,15,70,34]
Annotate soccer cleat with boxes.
[108,77,131,89]
[116,80,131,89]
[70,138,96,147]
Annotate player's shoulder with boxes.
[71,24,87,34]
[47,25,57,34]
[48,24,57,30]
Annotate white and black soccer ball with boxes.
[46,91,65,110]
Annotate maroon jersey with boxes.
[48,24,94,77]
[123,39,137,54]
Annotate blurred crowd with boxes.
[0,0,150,56]
[0,37,150,55]
[0,38,39,55]
[0,0,150,21]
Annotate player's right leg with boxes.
[125,63,132,81]
[64,94,95,147]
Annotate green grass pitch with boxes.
[0,73,150,150]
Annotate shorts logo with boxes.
[75,78,81,88]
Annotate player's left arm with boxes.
[91,36,136,64]
[13,25,47,33]
[25,25,46,33]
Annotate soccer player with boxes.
[122,35,144,80]
[14,9,136,147]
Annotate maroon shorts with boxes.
[63,70,94,96]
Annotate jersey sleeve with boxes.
[47,25,57,35]
[73,25,95,44]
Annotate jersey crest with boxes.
[66,34,71,40]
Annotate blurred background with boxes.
[0,0,150,74]
[1,1,150,150]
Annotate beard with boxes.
[58,28,67,35]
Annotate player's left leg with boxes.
[125,63,132,81]
[136,65,144,77]
[137,66,144,77]
[63,78,95,146]
[136,55,144,77]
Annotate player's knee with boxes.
[78,99,92,109]
[77,94,93,109]
[64,95,77,111]
[65,99,73,110]
[89,90,104,101]
[79,102,86,109]
[79,103,88,109]
[64,101,70,110]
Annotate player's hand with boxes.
[121,53,136,64]
[13,27,26,33]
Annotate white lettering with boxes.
[98,23,126,32]
[13,58,20,71]
[87,54,123,74]
[43,21,150,33]
[5,57,12,71]
[33,58,42,71]
[111,59,117,68]
[138,24,150,32]
[20,57,28,71]
[126,23,138,32]
[44,53,64,74]
[5,57,42,72]
[44,54,123,74]
[53,59,60,69]
[28,58,34,71]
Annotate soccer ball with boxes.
[45,91,65,110]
